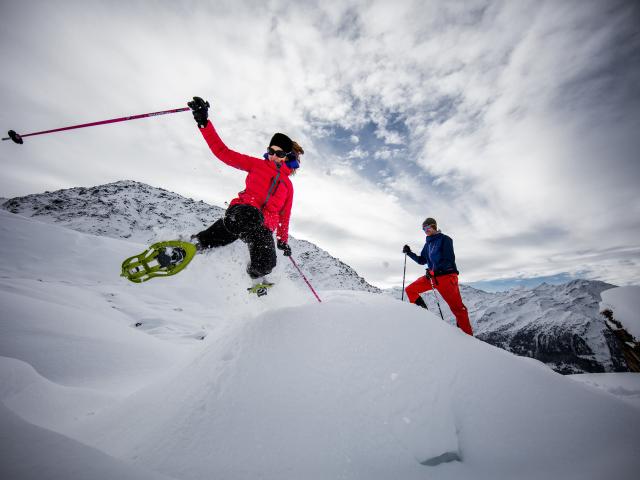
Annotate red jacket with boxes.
[199,120,294,243]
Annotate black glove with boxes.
[277,240,292,257]
[402,244,412,254]
[188,96,210,128]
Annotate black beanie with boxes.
[269,133,293,153]
[423,217,437,228]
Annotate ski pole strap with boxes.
[261,168,281,210]
[288,256,322,303]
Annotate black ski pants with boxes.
[195,204,277,279]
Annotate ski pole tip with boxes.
[7,130,23,144]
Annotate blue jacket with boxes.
[407,232,459,276]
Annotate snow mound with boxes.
[74,293,640,480]
[76,293,465,478]
[0,402,173,480]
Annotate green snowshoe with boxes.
[247,281,275,297]
[121,240,197,283]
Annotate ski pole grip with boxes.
[5,130,23,144]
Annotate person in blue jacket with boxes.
[403,217,473,335]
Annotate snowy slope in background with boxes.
[1,207,640,479]
[600,286,640,340]
[1,180,380,293]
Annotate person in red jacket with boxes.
[187,97,301,284]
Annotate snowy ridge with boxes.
[1,180,380,293]
[1,209,639,479]
[2,180,223,243]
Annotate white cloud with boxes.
[346,147,368,159]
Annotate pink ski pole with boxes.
[288,256,322,303]
[3,106,190,144]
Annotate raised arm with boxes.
[188,96,257,172]
[199,120,257,172]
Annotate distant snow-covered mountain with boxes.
[1,180,380,293]
[385,283,624,375]
[3,181,627,374]
[467,280,625,374]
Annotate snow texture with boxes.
[569,373,640,410]
[1,203,640,479]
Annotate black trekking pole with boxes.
[3,106,190,144]
[401,253,407,301]
[428,275,445,321]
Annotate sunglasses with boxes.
[423,224,435,232]
[268,147,288,158]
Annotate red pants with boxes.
[405,273,473,336]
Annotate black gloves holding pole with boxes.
[277,240,292,257]
[188,96,210,128]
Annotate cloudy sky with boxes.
[1,0,639,290]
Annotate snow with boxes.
[0,403,173,480]
[1,208,640,479]
[568,373,640,409]
[601,286,640,340]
